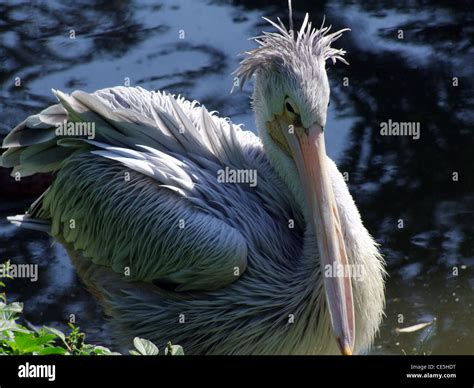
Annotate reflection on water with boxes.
[0,0,473,354]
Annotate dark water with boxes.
[0,0,473,354]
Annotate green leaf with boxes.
[10,332,54,354]
[42,326,66,343]
[165,342,184,356]
[0,331,14,342]
[34,333,57,347]
[0,319,30,333]
[38,346,68,355]
[89,346,121,355]
[0,301,23,320]
[132,337,159,355]
[2,302,23,313]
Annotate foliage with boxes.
[0,265,183,356]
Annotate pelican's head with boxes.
[235,14,353,355]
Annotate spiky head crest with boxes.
[235,13,349,88]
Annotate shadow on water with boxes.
[0,0,472,353]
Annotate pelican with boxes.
[1,6,385,355]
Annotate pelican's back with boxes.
[1,86,303,293]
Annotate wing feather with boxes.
[1,86,271,291]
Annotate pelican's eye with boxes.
[284,97,298,117]
[286,101,295,114]
[283,96,302,128]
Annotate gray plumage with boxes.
[1,12,385,354]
